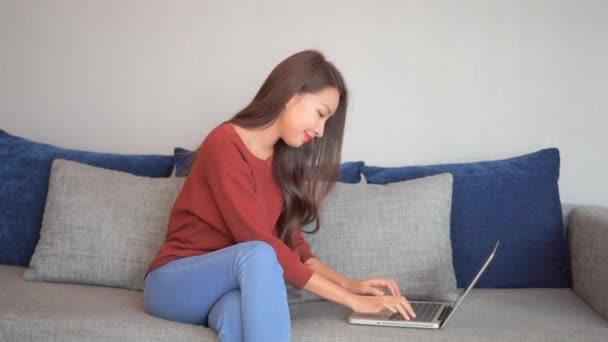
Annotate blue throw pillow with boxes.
[338,161,365,184]
[0,129,174,267]
[172,147,364,183]
[361,148,569,288]
[173,147,195,177]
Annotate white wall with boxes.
[1,0,606,206]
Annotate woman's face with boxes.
[278,86,340,148]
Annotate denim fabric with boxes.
[144,241,291,342]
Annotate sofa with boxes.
[1,129,608,341]
[2,204,608,341]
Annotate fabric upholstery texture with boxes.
[23,159,185,291]
[287,173,458,304]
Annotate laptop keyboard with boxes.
[388,302,443,322]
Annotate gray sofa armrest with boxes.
[568,205,608,321]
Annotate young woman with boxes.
[143,49,415,342]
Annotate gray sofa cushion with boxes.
[3,265,608,342]
[569,205,608,322]
[289,287,608,341]
[23,159,185,291]
[288,173,458,304]
[2,265,214,341]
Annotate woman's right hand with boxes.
[349,294,416,320]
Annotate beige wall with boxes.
[1,0,606,206]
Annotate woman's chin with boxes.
[286,137,306,148]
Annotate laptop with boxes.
[347,240,500,329]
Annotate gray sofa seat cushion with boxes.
[3,264,608,342]
[1,265,216,342]
[290,288,608,341]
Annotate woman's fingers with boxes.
[389,280,398,297]
[383,297,413,320]
[392,280,402,297]
[394,300,410,320]
[368,279,389,295]
[370,278,415,319]
[401,297,416,318]
[376,278,398,297]
[376,278,400,297]
[384,302,408,320]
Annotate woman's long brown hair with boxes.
[192,49,348,251]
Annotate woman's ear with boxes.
[285,93,300,110]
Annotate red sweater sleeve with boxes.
[292,229,316,263]
[201,140,314,290]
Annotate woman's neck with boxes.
[231,123,278,160]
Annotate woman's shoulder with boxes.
[204,121,232,140]
[198,122,243,160]
[200,121,231,145]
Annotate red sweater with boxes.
[146,122,316,290]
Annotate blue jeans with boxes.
[143,241,291,342]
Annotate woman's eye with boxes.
[317,111,325,118]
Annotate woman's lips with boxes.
[304,132,312,142]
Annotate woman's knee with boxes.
[237,241,283,272]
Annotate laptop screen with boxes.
[441,240,500,326]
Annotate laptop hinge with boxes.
[438,306,453,326]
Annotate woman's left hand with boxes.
[347,278,402,297]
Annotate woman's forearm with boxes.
[304,257,351,289]
[301,272,354,309]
